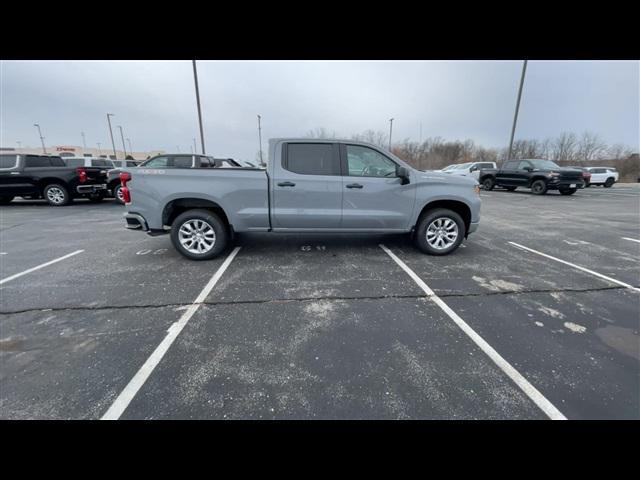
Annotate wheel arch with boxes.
[162,197,231,231]
[415,199,471,236]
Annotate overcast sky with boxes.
[1,60,638,160]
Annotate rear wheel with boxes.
[559,188,577,195]
[43,184,70,206]
[0,196,14,205]
[414,208,465,256]
[113,184,126,205]
[170,209,229,260]
[604,177,615,188]
[531,179,547,195]
[482,177,495,191]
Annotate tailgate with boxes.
[83,167,109,183]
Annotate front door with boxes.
[271,142,343,229]
[340,144,415,230]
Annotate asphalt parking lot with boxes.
[1,184,639,419]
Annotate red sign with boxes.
[56,146,76,152]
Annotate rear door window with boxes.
[502,161,519,170]
[65,158,84,167]
[50,157,66,166]
[0,155,18,168]
[25,156,52,167]
[171,156,194,168]
[517,161,533,170]
[284,143,339,175]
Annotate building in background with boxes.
[0,145,164,160]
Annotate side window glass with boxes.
[285,143,338,175]
[143,156,169,168]
[172,156,193,168]
[346,145,397,177]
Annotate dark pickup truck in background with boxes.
[479,159,585,195]
[0,153,109,206]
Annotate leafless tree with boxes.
[305,127,338,139]
[607,143,633,160]
[576,131,607,162]
[551,132,578,164]
[351,129,389,148]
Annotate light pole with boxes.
[257,114,264,166]
[192,138,197,154]
[506,60,528,163]
[34,124,46,154]
[127,138,132,156]
[192,60,206,154]
[16,141,21,150]
[81,131,87,150]
[117,125,127,158]
[97,142,102,156]
[106,113,117,160]
[388,118,394,151]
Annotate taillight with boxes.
[76,167,87,183]
[119,172,131,203]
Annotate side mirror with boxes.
[523,166,533,172]
[470,166,478,172]
[397,166,410,185]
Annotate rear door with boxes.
[0,155,30,196]
[271,142,342,229]
[340,144,415,230]
[496,160,520,186]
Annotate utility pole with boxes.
[507,60,528,163]
[192,60,206,154]
[34,124,46,154]
[106,113,117,160]
[388,118,394,151]
[117,125,127,158]
[97,142,102,156]
[192,138,197,154]
[81,131,87,150]
[257,114,264,166]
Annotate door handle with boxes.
[346,183,363,189]
[277,181,296,187]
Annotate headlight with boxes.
[547,171,560,177]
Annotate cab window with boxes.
[346,145,397,177]
[142,156,169,168]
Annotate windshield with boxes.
[528,159,560,170]
[455,163,472,169]
[441,165,457,171]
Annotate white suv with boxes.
[445,161,497,181]
[586,167,619,187]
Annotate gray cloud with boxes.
[1,60,638,160]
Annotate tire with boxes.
[113,184,125,205]
[505,186,517,191]
[482,177,495,191]
[170,209,229,260]
[530,179,547,195]
[559,188,577,195]
[0,196,14,205]
[43,184,70,206]
[604,177,615,188]
[414,208,466,256]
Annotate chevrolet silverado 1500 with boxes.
[120,139,481,260]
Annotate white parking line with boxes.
[509,242,640,292]
[101,246,242,420]
[379,244,567,420]
[0,250,84,286]
[622,237,640,244]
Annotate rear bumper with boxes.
[76,183,108,194]
[124,212,149,231]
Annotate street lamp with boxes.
[106,113,117,160]
[506,60,528,163]
[16,141,21,150]
[34,123,47,154]
[388,118,394,151]
[117,125,127,158]
[81,131,87,150]
[257,114,264,166]
[97,142,102,156]
[192,60,206,154]
[192,138,197,155]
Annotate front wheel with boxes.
[414,208,465,256]
[604,177,615,188]
[43,184,70,206]
[559,188,577,195]
[0,196,14,205]
[482,177,495,191]
[170,209,229,260]
[530,179,547,195]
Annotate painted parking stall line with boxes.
[101,246,242,420]
[622,237,640,245]
[379,244,567,420]
[509,241,640,292]
[0,250,84,286]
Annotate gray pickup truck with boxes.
[121,139,481,260]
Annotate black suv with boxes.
[479,159,585,195]
[0,153,109,206]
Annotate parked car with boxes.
[63,157,118,169]
[566,166,592,187]
[0,153,109,206]
[119,138,481,260]
[444,161,497,181]
[479,159,584,195]
[586,167,618,187]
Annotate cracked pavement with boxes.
[1,185,639,419]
